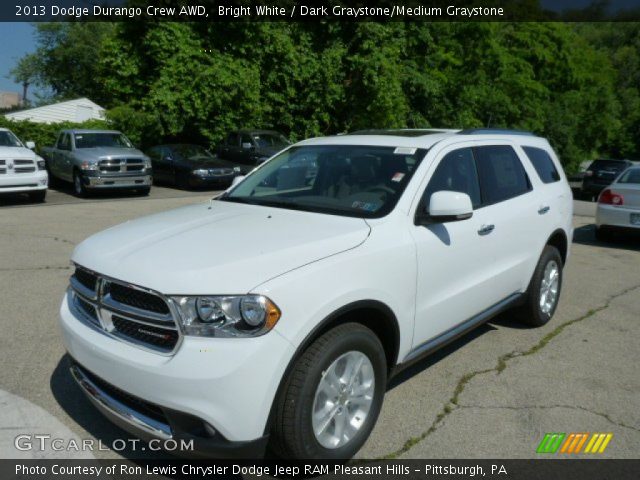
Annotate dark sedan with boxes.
[216,130,290,174]
[147,144,241,189]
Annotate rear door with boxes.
[473,143,541,295]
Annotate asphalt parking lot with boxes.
[0,190,638,460]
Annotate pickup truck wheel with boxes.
[73,171,87,197]
[515,245,563,327]
[270,323,386,460]
[28,190,46,203]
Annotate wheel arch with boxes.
[264,299,400,436]
[546,228,568,265]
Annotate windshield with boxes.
[0,130,24,147]
[589,160,628,171]
[618,168,640,184]
[221,145,426,218]
[173,145,213,161]
[74,132,134,149]
[252,133,289,149]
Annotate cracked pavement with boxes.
[0,195,638,460]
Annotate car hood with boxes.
[74,147,146,161]
[0,146,36,159]
[72,201,370,294]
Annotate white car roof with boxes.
[297,129,548,150]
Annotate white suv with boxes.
[59,129,573,459]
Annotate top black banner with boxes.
[4,0,640,22]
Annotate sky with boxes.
[0,23,38,96]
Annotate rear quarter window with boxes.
[522,146,561,184]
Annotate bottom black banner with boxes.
[4,459,639,480]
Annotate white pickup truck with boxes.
[0,128,48,202]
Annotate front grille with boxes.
[74,363,168,423]
[76,296,100,326]
[98,158,145,174]
[109,283,170,314]
[69,264,180,354]
[0,169,5,175]
[14,159,33,165]
[74,267,98,292]
[15,167,36,173]
[112,316,179,351]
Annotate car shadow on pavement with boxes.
[387,322,497,390]
[573,224,640,252]
[50,354,168,461]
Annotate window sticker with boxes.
[352,201,379,211]
[394,147,417,155]
[391,172,405,182]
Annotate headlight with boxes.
[37,159,46,170]
[79,161,97,171]
[193,169,209,176]
[143,157,152,169]
[233,166,241,173]
[172,295,280,337]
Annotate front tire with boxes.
[271,323,387,459]
[73,170,87,197]
[515,245,563,327]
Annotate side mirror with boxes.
[241,142,253,150]
[26,141,35,150]
[163,155,173,162]
[417,191,473,225]
[231,175,245,187]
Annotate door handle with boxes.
[538,206,550,215]
[478,224,495,236]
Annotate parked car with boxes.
[567,160,592,192]
[580,159,636,200]
[147,144,241,189]
[596,166,640,241]
[60,129,572,460]
[0,128,48,202]
[216,130,290,173]
[41,129,152,197]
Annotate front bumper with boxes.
[0,170,48,193]
[83,172,152,189]
[59,292,294,456]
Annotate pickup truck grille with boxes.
[98,158,145,174]
[69,265,181,354]
[0,159,35,174]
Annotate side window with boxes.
[521,146,561,184]
[422,148,481,209]
[240,133,253,147]
[474,145,531,205]
[58,134,70,151]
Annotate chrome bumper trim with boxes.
[70,364,172,440]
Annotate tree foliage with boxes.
[15,21,640,169]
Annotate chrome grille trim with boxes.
[69,265,182,355]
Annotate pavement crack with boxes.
[457,404,640,433]
[378,283,640,459]
[0,265,71,272]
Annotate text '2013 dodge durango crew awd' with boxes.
[59,129,573,459]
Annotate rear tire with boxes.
[270,323,387,460]
[515,245,563,327]
[28,189,46,203]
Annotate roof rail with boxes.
[458,128,535,136]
